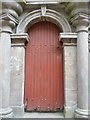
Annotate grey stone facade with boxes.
[0,0,89,118]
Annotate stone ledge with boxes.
[60,33,77,46]
[11,33,29,46]
[25,0,60,4]
[60,33,77,39]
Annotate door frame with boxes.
[14,9,77,118]
[11,32,77,118]
[24,21,64,111]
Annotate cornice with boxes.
[24,0,89,4]
[60,33,77,46]
[24,0,61,4]
[11,33,29,46]
[71,13,90,30]
[11,33,29,41]
[60,33,77,40]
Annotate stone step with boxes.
[23,112,64,118]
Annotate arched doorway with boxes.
[24,21,64,111]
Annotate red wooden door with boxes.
[25,21,64,111]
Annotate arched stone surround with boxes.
[10,9,78,118]
[16,9,71,33]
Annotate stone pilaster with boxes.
[72,13,90,118]
[10,34,28,118]
[0,1,23,118]
[0,19,15,118]
[60,33,77,118]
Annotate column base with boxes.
[11,104,24,118]
[64,105,77,118]
[75,108,89,118]
[0,107,13,118]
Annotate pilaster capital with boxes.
[60,33,77,46]
[11,33,29,47]
[0,13,17,33]
[0,0,24,33]
[1,1,23,16]
[72,13,90,32]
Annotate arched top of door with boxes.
[16,9,72,33]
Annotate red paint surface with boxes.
[24,21,64,111]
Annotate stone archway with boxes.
[11,8,78,118]
[16,9,71,33]
[15,8,73,117]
